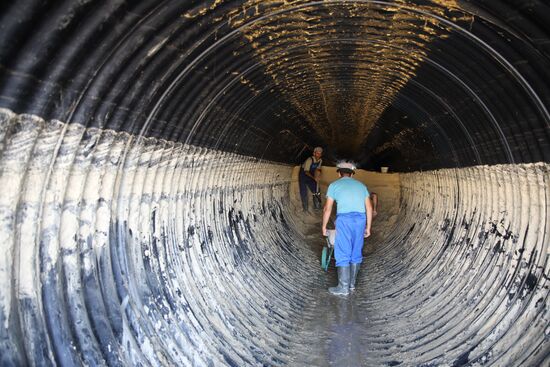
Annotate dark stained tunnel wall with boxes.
[0,1,548,366]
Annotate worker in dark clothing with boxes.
[299,147,323,212]
[322,161,373,296]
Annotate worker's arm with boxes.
[371,192,378,218]
[364,196,373,238]
[309,168,323,182]
[305,171,316,180]
[322,197,334,236]
[303,158,316,180]
[313,169,321,184]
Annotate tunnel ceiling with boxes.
[0,0,549,171]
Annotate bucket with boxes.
[381,166,389,173]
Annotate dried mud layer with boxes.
[0,108,548,366]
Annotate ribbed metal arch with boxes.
[0,1,549,366]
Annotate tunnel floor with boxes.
[285,213,400,367]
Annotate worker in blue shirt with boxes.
[322,161,373,296]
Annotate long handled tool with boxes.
[312,170,322,210]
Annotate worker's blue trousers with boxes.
[334,212,366,267]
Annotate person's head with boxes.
[336,161,356,177]
[313,147,323,159]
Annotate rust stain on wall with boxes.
[224,0,473,155]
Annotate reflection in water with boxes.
[288,260,373,367]
[326,296,368,366]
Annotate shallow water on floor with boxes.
[286,220,384,367]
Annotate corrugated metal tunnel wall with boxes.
[0,0,548,366]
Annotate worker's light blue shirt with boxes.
[326,177,370,214]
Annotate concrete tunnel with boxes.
[0,0,549,366]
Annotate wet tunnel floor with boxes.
[286,214,389,367]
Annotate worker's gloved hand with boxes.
[325,229,336,247]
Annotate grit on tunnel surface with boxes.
[0,1,549,366]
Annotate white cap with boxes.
[336,161,357,172]
[313,147,323,153]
